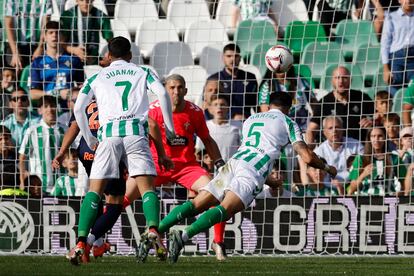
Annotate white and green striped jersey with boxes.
[4,0,52,43]
[1,113,40,147]
[232,108,302,177]
[18,120,66,193]
[78,60,159,141]
[50,175,80,196]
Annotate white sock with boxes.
[93,237,104,247]
[87,234,96,246]
[181,231,189,242]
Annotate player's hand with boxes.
[86,136,99,151]
[158,155,174,171]
[326,165,337,178]
[52,152,65,170]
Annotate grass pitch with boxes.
[2,255,414,275]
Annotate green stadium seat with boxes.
[284,21,327,59]
[353,43,381,84]
[250,41,287,77]
[392,87,406,118]
[300,41,345,85]
[234,19,278,62]
[319,63,364,92]
[335,20,379,60]
[19,65,31,93]
[293,64,315,90]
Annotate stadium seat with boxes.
[216,0,237,36]
[238,64,262,85]
[64,0,107,13]
[234,19,278,62]
[353,43,381,84]
[250,41,287,77]
[84,65,103,79]
[167,0,211,36]
[271,0,309,31]
[19,66,31,93]
[284,21,327,59]
[293,64,315,89]
[334,20,379,60]
[110,19,131,41]
[169,65,208,107]
[184,20,229,59]
[319,63,364,93]
[100,44,143,65]
[150,42,194,77]
[114,0,158,35]
[199,45,224,75]
[300,41,345,84]
[392,87,405,118]
[135,19,180,59]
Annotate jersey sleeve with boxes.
[193,105,210,139]
[283,116,302,145]
[403,84,414,106]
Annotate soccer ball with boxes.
[265,45,294,73]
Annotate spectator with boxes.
[373,90,392,126]
[2,68,17,94]
[202,78,224,120]
[4,0,52,69]
[317,0,352,36]
[26,175,42,198]
[297,159,333,196]
[381,0,414,94]
[306,66,374,146]
[60,0,113,65]
[0,126,19,188]
[347,126,406,195]
[19,95,66,194]
[303,116,364,195]
[30,21,84,103]
[259,67,315,131]
[402,82,414,126]
[50,148,84,196]
[395,126,414,164]
[197,94,242,162]
[231,0,279,35]
[208,43,258,118]
[383,112,400,150]
[1,88,40,148]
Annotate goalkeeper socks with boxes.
[213,221,226,244]
[78,191,101,237]
[185,205,228,240]
[158,201,197,234]
[90,204,123,240]
[142,191,160,228]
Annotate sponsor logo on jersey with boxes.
[167,135,188,146]
[0,202,35,254]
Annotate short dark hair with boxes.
[40,95,58,108]
[223,43,240,54]
[45,21,60,31]
[384,113,400,124]
[0,125,11,137]
[269,92,293,109]
[108,36,131,58]
[210,94,230,106]
[65,148,79,159]
[375,90,390,101]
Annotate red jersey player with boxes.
[127,74,227,262]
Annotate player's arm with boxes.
[52,122,80,169]
[147,75,175,139]
[148,117,174,170]
[201,135,225,170]
[74,82,97,149]
[293,141,337,177]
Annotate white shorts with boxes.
[200,158,266,208]
[90,136,156,179]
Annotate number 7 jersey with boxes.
[80,60,158,140]
[236,109,303,166]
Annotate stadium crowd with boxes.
[0,0,414,200]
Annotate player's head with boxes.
[164,74,187,107]
[268,92,292,115]
[108,36,132,62]
[39,95,58,125]
[63,148,79,172]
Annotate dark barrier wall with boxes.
[1,197,414,255]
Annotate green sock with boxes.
[158,201,197,234]
[185,205,228,239]
[78,191,101,237]
[142,191,160,228]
